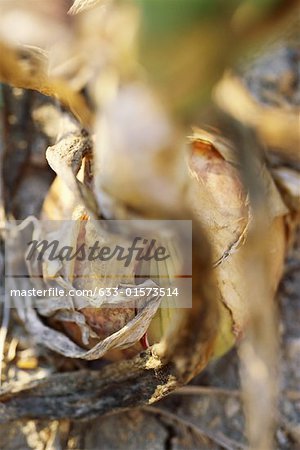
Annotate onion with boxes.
[23,128,289,363]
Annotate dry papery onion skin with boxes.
[188,130,288,356]
[19,129,288,364]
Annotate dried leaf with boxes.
[215,73,300,160]
[20,282,161,360]
[272,167,300,213]
[0,41,93,127]
[94,83,188,216]
[68,0,106,15]
[188,130,287,349]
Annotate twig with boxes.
[142,405,247,450]
[173,385,241,397]
[173,385,300,402]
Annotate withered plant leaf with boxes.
[188,130,287,351]
[69,0,106,15]
[0,41,93,127]
[20,284,161,360]
[215,73,300,159]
